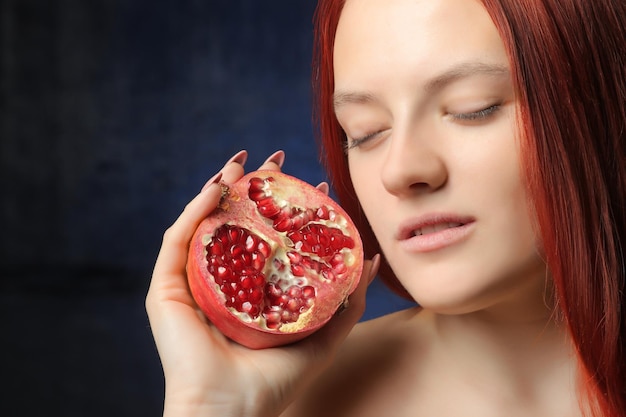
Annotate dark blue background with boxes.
[0,1,415,415]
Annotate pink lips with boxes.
[396,214,475,253]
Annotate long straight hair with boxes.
[312,0,626,416]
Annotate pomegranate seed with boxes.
[266,318,281,330]
[248,177,266,192]
[229,244,244,258]
[257,241,272,258]
[302,286,316,299]
[287,286,302,298]
[266,283,283,298]
[240,251,252,265]
[221,282,236,296]
[333,263,347,274]
[244,235,258,252]
[291,215,303,230]
[255,196,273,207]
[208,241,224,256]
[316,206,329,220]
[286,299,301,312]
[273,217,293,232]
[251,251,265,270]
[282,310,295,322]
[287,251,302,264]
[232,257,245,271]
[291,264,305,277]
[248,189,266,202]
[249,288,263,304]
[330,253,343,266]
[241,267,255,276]
[253,274,265,287]
[240,301,255,316]
[216,266,231,280]
[256,199,281,218]
[287,230,302,243]
[278,294,289,308]
[241,276,254,289]
[321,269,336,281]
[227,227,242,243]
[310,244,323,257]
[215,226,230,242]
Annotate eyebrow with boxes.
[333,62,510,111]
[333,90,378,111]
[424,62,509,92]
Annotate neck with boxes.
[425,303,580,415]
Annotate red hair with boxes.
[312,0,625,415]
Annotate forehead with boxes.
[333,0,508,88]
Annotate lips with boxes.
[396,215,474,241]
[396,214,475,253]
[412,222,464,236]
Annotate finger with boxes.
[315,181,329,195]
[257,150,285,171]
[220,150,248,185]
[200,151,247,191]
[148,181,223,302]
[149,150,248,307]
[225,149,248,166]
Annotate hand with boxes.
[146,150,379,417]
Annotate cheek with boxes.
[478,145,539,253]
[348,155,388,228]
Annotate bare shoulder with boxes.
[283,306,432,417]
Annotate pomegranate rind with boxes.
[187,170,363,349]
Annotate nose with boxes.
[380,124,448,197]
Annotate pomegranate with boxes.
[187,170,363,349]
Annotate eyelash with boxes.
[450,103,502,121]
[345,131,381,150]
[345,103,503,151]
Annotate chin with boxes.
[400,273,512,316]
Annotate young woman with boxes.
[146,0,625,416]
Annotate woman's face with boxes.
[334,0,547,315]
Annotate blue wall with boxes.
[0,1,415,415]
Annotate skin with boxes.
[147,149,380,417]
[284,0,580,415]
[147,0,583,416]
[336,0,544,319]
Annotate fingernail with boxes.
[316,182,330,195]
[263,150,285,168]
[368,254,381,284]
[201,172,223,192]
[226,150,248,166]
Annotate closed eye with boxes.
[450,103,502,122]
[345,130,384,151]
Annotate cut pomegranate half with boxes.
[187,170,363,349]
